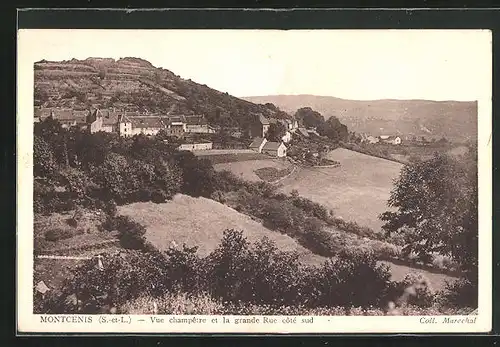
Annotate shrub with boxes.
[206,229,250,302]
[54,251,169,313]
[66,208,85,228]
[103,200,118,217]
[210,190,226,204]
[306,250,393,308]
[44,228,75,242]
[299,218,335,257]
[439,277,477,308]
[396,273,435,308]
[116,216,147,250]
[163,244,206,294]
[151,190,167,204]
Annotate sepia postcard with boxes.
[17,28,492,334]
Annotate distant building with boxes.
[261,141,287,158]
[35,107,214,138]
[379,135,402,145]
[297,127,310,138]
[47,109,84,129]
[117,115,167,137]
[178,142,213,151]
[249,114,270,138]
[165,116,186,137]
[184,115,216,134]
[249,137,267,153]
[281,131,292,143]
[365,135,380,144]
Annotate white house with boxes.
[281,131,292,143]
[178,142,213,151]
[380,136,402,145]
[262,141,287,158]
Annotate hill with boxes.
[243,95,477,142]
[34,57,292,130]
[117,194,326,266]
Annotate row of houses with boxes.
[34,107,216,137]
[360,134,403,145]
[35,107,297,158]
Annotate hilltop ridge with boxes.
[243,95,478,142]
[34,57,292,130]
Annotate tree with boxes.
[317,116,349,142]
[266,122,287,142]
[379,150,477,273]
[294,107,325,129]
[34,135,56,178]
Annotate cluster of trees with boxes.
[34,118,219,214]
[294,107,348,142]
[380,148,478,271]
[380,147,478,304]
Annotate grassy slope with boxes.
[279,148,402,232]
[118,194,457,291]
[118,194,326,266]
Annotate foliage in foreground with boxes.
[120,292,474,316]
[35,230,475,315]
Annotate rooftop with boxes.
[249,137,266,148]
[262,141,284,151]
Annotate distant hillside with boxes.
[243,95,477,142]
[34,57,291,130]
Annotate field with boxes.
[279,148,403,232]
[118,194,457,291]
[118,194,326,266]
[194,150,273,164]
[33,193,458,295]
[213,159,294,182]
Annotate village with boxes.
[34,106,417,166]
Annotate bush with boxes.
[43,230,407,314]
[55,251,169,313]
[116,216,147,250]
[395,273,435,308]
[210,190,226,204]
[44,228,76,242]
[66,208,85,228]
[299,217,335,257]
[104,200,118,217]
[439,277,477,308]
[151,190,167,204]
[308,250,393,308]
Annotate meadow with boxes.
[118,194,325,266]
[279,148,403,232]
[117,194,457,292]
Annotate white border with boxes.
[16,29,492,334]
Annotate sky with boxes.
[18,29,491,101]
